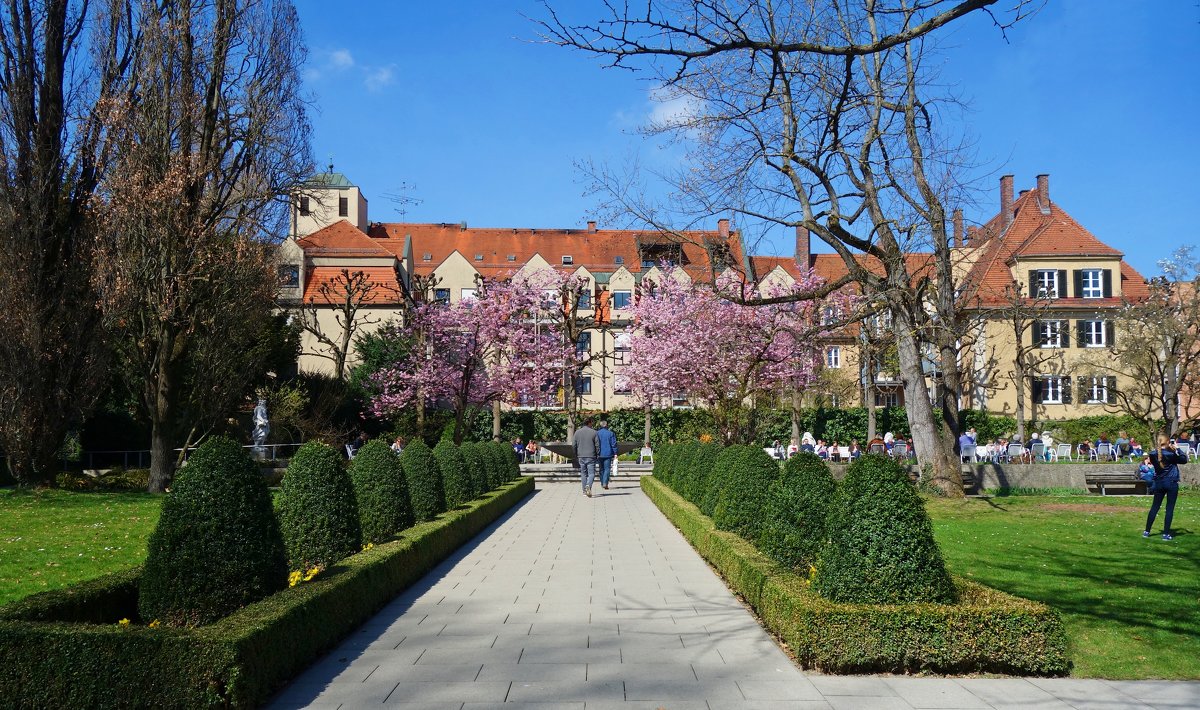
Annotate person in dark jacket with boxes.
[573,417,600,497]
[596,419,618,489]
[1146,434,1187,540]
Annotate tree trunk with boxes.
[1014,373,1026,443]
[894,311,962,496]
[148,419,175,493]
[148,349,176,493]
[643,403,652,447]
[790,390,801,446]
[416,392,426,438]
[492,399,501,441]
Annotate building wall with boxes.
[292,185,368,238]
[296,305,400,375]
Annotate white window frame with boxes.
[1083,319,1106,347]
[1040,376,1063,404]
[1040,320,1062,348]
[612,290,632,309]
[825,346,841,369]
[1085,376,1107,404]
[576,376,592,395]
[874,390,900,408]
[433,288,450,304]
[1035,270,1058,298]
[1081,269,1103,299]
[614,374,631,394]
[576,290,591,310]
[562,255,573,265]
[460,288,477,302]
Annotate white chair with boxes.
[838,446,851,461]
[1005,443,1026,463]
[1095,443,1113,461]
[1176,442,1193,461]
[638,447,654,464]
[892,442,909,460]
[960,443,977,463]
[1054,443,1072,462]
[1029,442,1045,462]
[345,444,356,460]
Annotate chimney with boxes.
[587,220,597,233]
[1000,175,1014,231]
[966,225,978,245]
[1036,173,1050,212]
[717,218,730,237]
[795,226,811,264]
[952,209,964,248]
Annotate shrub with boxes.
[459,442,489,496]
[684,442,722,506]
[654,443,678,485]
[758,453,836,569]
[713,446,779,541]
[138,437,287,627]
[814,454,956,605]
[400,439,446,521]
[485,441,520,483]
[348,440,413,543]
[433,440,472,509]
[479,441,508,489]
[277,441,362,570]
[671,443,700,496]
[700,444,742,517]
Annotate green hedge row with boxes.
[0,477,534,709]
[642,475,1069,675]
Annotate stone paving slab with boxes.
[268,480,1200,709]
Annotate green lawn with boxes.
[0,488,161,607]
[928,492,1199,679]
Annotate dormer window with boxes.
[614,255,624,265]
[298,196,310,216]
[338,196,348,217]
[507,254,516,262]
[278,265,299,288]
[422,253,432,261]
[474,254,484,262]
[562,255,573,265]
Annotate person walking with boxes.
[573,417,600,497]
[1146,435,1186,540]
[596,418,618,489]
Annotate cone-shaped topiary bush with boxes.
[654,443,678,485]
[139,437,287,627]
[277,441,362,570]
[713,446,780,541]
[814,454,957,604]
[434,440,472,509]
[400,439,446,521]
[459,442,489,496]
[758,452,836,569]
[348,440,413,543]
[480,441,508,488]
[684,442,723,506]
[671,443,700,496]
[700,445,744,517]
[500,442,521,480]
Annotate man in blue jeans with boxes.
[573,417,600,497]
[596,418,618,489]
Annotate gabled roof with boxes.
[366,222,746,281]
[301,266,402,305]
[750,252,936,290]
[302,171,354,188]
[296,220,392,258]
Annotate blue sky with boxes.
[292,0,1199,278]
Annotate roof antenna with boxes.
[327,155,335,174]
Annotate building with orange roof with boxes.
[280,171,1150,423]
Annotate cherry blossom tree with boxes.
[622,267,839,444]
[372,276,573,444]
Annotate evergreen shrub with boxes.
[138,437,287,627]
[700,445,744,517]
[488,441,520,482]
[654,443,678,485]
[671,443,700,496]
[713,446,779,541]
[814,454,957,604]
[348,440,413,543]
[684,442,722,506]
[758,453,835,569]
[459,442,489,496]
[277,441,362,570]
[479,442,507,488]
[400,439,446,521]
[433,440,472,509]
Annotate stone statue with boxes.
[252,398,270,457]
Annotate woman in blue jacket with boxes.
[1145,435,1187,540]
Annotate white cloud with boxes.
[329,49,355,70]
[648,86,701,127]
[364,65,396,93]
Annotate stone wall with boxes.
[825,462,1198,493]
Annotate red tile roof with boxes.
[301,266,402,304]
[297,220,392,257]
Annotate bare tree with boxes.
[540,1,1038,495]
[94,0,312,492]
[0,1,136,485]
[296,268,398,380]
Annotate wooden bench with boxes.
[1086,471,1148,496]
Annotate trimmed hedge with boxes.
[459,442,489,498]
[641,475,1069,675]
[758,453,835,569]
[0,478,534,708]
[815,454,957,605]
[670,444,700,496]
[480,442,508,488]
[138,437,287,628]
[277,441,363,571]
[348,440,413,544]
[433,440,472,510]
[399,439,446,522]
[712,446,779,542]
[683,442,723,507]
[700,444,742,517]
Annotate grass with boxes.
[928,491,1199,679]
[0,488,161,607]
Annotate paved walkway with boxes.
[270,480,1200,710]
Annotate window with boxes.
[671,393,690,408]
[1080,319,1108,347]
[278,265,299,287]
[612,290,632,309]
[433,288,450,304]
[874,390,900,408]
[577,290,591,309]
[473,253,484,262]
[1038,320,1063,348]
[422,252,432,261]
[506,254,516,262]
[1034,269,1060,298]
[614,333,631,365]
[1085,376,1108,404]
[1081,269,1103,298]
[575,376,592,395]
[821,306,840,326]
[825,346,841,368]
[460,288,477,302]
[298,195,310,216]
[828,394,840,408]
[614,255,624,265]
[1034,375,1072,405]
[614,375,631,394]
[562,255,573,265]
[338,196,348,217]
[541,289,558,311]
[576,332,591,353]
